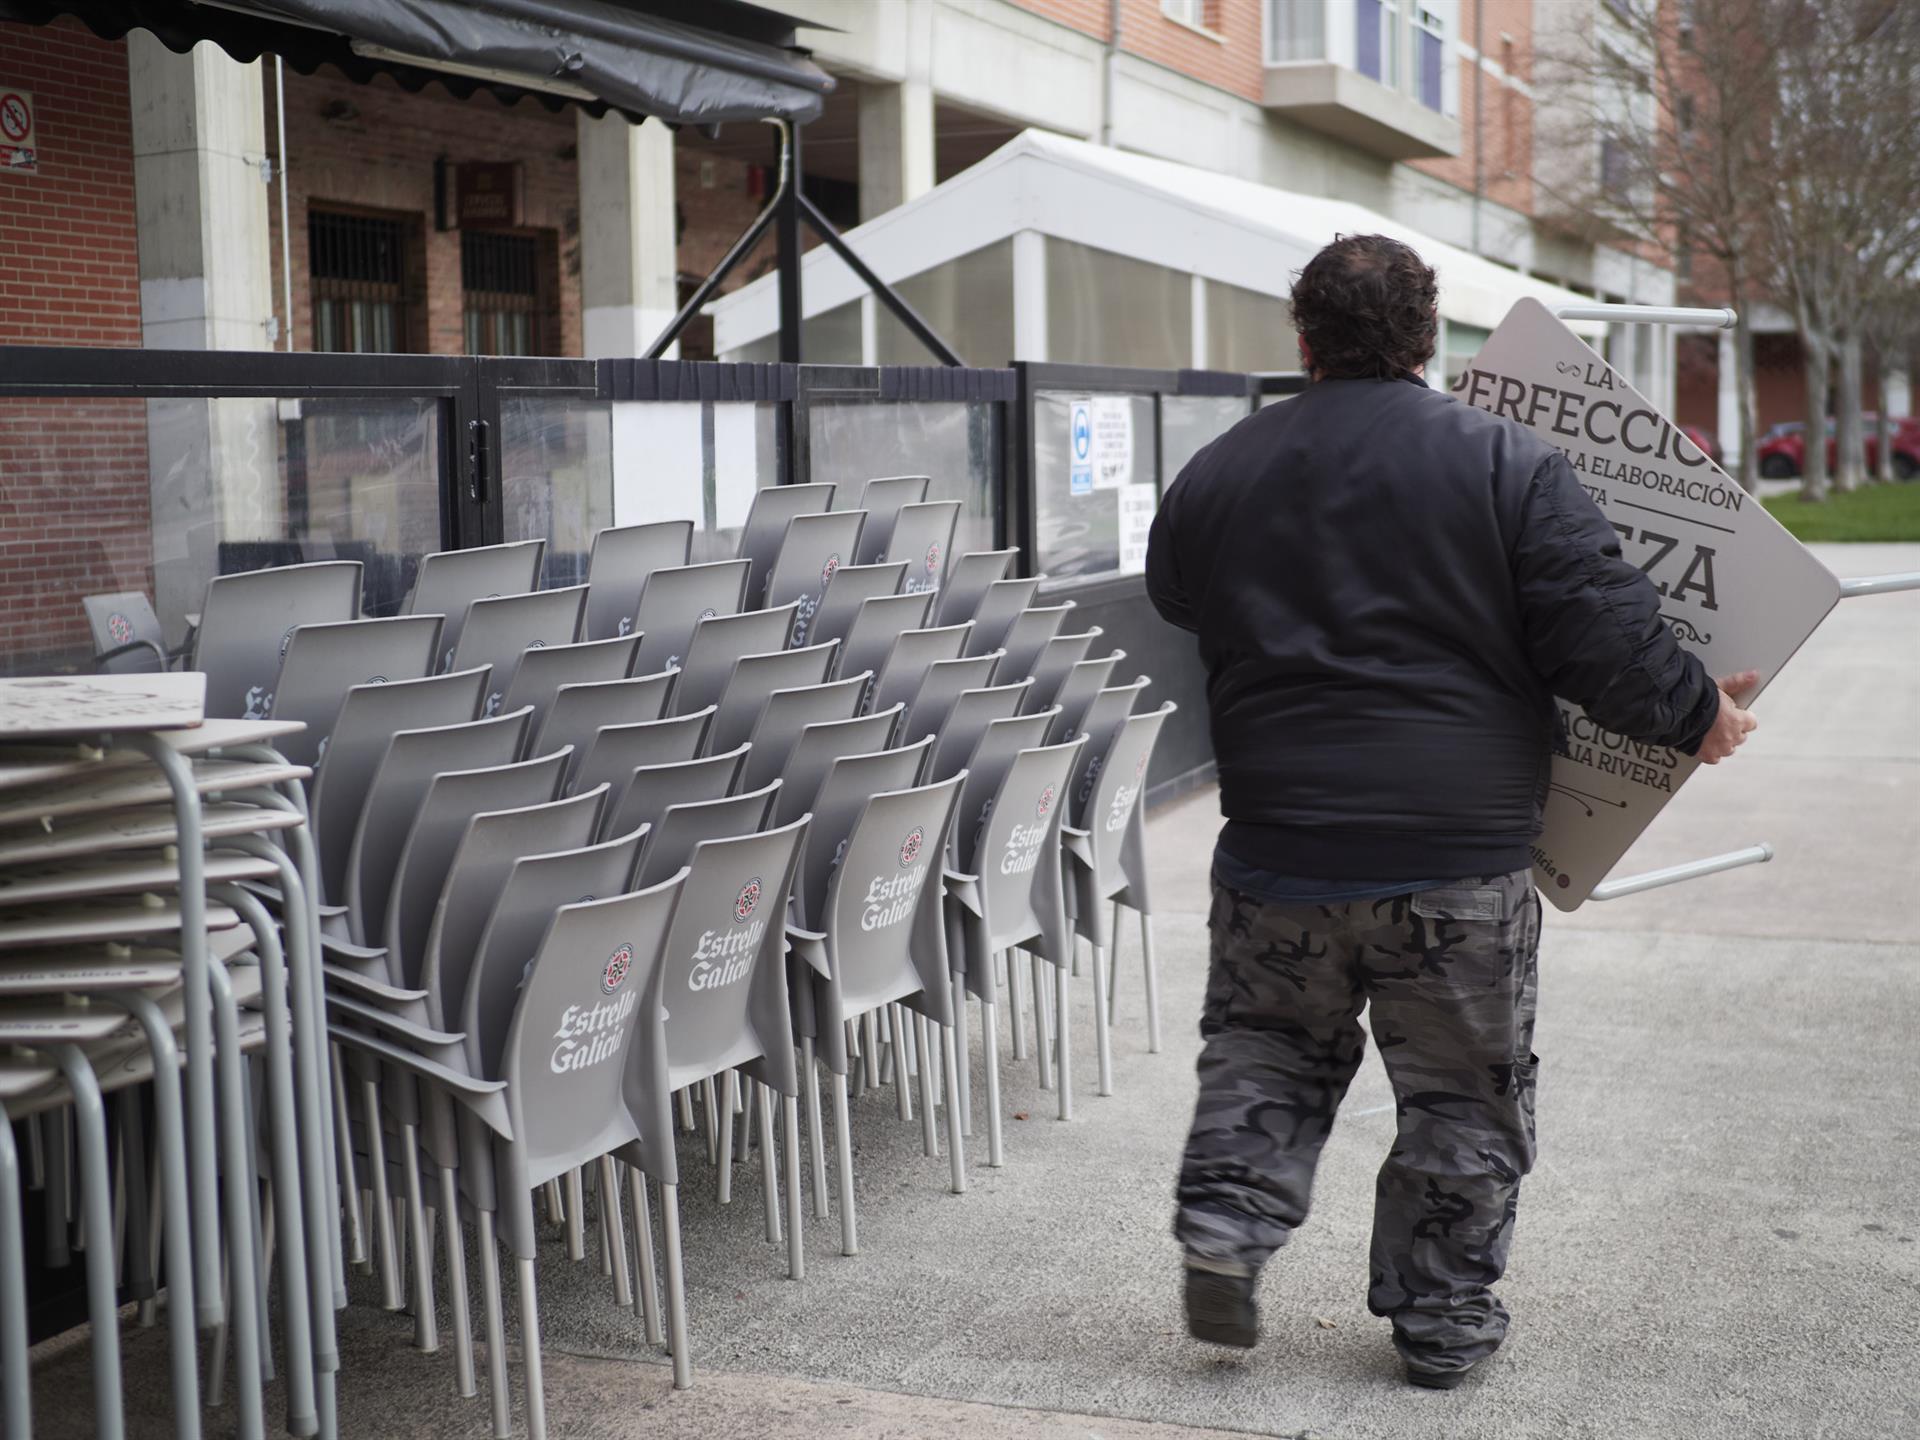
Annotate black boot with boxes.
[1184,1260,1258,1349]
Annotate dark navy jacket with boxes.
[1145,372,1718,880]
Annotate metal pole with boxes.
[775,119,804,366]
[796,195,962,366]
[1837,571,1920,598]
[276,57,294,352]
[1587,843,1773,902]
[1553,303,1737,329]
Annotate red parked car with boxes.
[1757,416,1920,479]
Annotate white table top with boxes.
[0,758,309,828]
[0,717,307,790]
[0,850,277,908]
[0,674,205,739]
[0,900,243,950]
[0,801,302,865]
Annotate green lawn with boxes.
[1763,480,1920,542]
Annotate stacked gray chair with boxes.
[706,643,841,756]
[885,501,962,598]
[807,561,908,655]
[850,475,930,566]
[899,654,1008,755]
[498,634,642,735]
[738,675,871,793]
[584,519,694,640]
[769,709,904,829]
[931,548,1016,626]
[448,586,590,716]
[866,622,973,719]
[600,746,749,844]
[832,590,935,687]
[571,707,713,807]
[1045,650,1125,745]
[1021,628,1103,716]
[405,540,545,668]
[764,510,866,644]
[194,560,364,719]
[666,603,802,717]
[635,780,778,888]
[735,482,835,604]
[531,671,675,781]
[81,590,175,673]
[961,577,1043,660]
[923,680,1034,782]
[992,602,1074,685]
[629,560,752,676]
[269,614,444,768]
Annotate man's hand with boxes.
[1697,670,1760,764]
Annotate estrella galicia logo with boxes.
[899,827,924,868]
[925,542,941,577]
[279,626,296,658]
[699,607,717,621]
[1134,751,1147,782]
[107,613,132,644]
[822,554,841,587]
[529,639,546,649]
[367,674,389,684]
[600,943,633,995]
[1037,785,1055,819]
[734,877,762,923]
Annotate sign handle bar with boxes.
[1587,843,1773,902]
[1552,303,1737,329]
[1837,571,1920,599]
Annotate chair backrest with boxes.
[898,653,1001,750]
[770,706,903,828]
[1064,675,1152,806]
[465,827,651,1078]
[418,786,608,1029]
[501,872,681,1207]
[1022,628,1101,715]
[739,674,869,793]
[532,671,674,777]
[345,706,532,946]
[82,592,167,673]
[1045,650,1123,745]
[584,519,694,641]
[961,577,1041,658]
[450,585,590,715]
[657,815,809,1092]
[822,773,962,1022]
[932,548,1015,626]
[193,561,362,718]
[498,634,641,736]
[735,482,835,604]
[851,476,930,566]
[383,756,576,990]
[636,778,779,888]
[707,642,839,756]
[796,737,933,930]
[887,501,962,598]
[925,680,1033,782]
[808,561,907,655]
[953,710,1056,867]
[629,560,751,677]
[1074,701,1175,901]
[972,737,1082,959]
[992,603,1074,685]
[308,668,489,905]
[833,589,934,687]
[572,707,713,800]
[270,614,442,769]
[867,621,972,718]
[667,603,799,717]
[601,743,748,843]
[766,511,867,642]
[406,540,544,665]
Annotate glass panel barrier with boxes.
[1161,394,1253,485]
[611,399,785,564]
[1031,389,1157,581]
[500,395,614,587]
[806,399,998,559]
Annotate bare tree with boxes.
[1860,277,1920,483]
[1534,0,1781,491]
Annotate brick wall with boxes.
[1410,0,1534,216]
[0,19,151,672]
[1013,0,1264,103]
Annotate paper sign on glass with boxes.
[1454,298,1840,910]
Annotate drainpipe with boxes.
[275,55,293,350]
[1102,0,1123,146]
[1471,0,1484,255]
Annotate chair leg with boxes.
[677,1088,696,1134]
[717,1071,736,1205]
[401,1124,438,1352]
[210,975,266,1436]
[891,1006,914,1124]
[1006,950,1027,1060]
[1031,952,1053,1091]
[1056,962,1074,1122]
[476,1210,511,1440]
[660,1181,692,1390]
[1091,942,1114,1097]
[757,1084,782,1246]
[801,1038,829,1221]
[1141,908,1163,1054]
[915,1015,938,1158]
[782,1096,804,1281]
[0,1109,28,1440]
[941,1024,966,1195]
[600,1156,632,1309]
[515,1255,547,1440]
[952,975,972,1137]
[543,1179,564,1227]
[981,994,1005,1168]
[1108,901,1123,1026]
[830,1070,858,1256]
[701,1077,720,1167]
[565,1167,586,1262]
[50,1048,125,1440]
[330,1045,367,1267]
[361,1080,401,1310]
[626,1166,663,1345]
[440,1168,478,1399]
[863,1012,881,1090]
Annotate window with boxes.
[1266,0,1326,62]
[1356,0,1400,86]
[1415,6,1445,111]
[461,230,549,356]
[1678,93,1695,135]
[309,209,415,353]
[1162,0,1213,28]
[1600,136,1632,196]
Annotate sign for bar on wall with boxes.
[1453,297,1841,910]
[456,161,522,226]
[0,88,36,173]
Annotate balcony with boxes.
[1261,60,1461,161]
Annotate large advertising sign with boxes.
[1453,298,1841,909]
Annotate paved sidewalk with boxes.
[33,545,1919,1438]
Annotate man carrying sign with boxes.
[1146,234,1757,1388]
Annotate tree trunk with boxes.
[1834,333,1865,492]
[1799,331,1832,502]
[1871,344,1896,483]
[1733,310,1760,493]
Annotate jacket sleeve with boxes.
[1511,451,1720,754]
[1145,476,1197,633]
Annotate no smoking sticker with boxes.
[0,89,37,173]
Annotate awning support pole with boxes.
[1588,843,1773,901]
[643,119,790,362]
[776,120,804,365]
[797,195,963,367]
[1837,572,1920,598]
[1553,303,1738,329]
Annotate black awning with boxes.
[2,0,834,125]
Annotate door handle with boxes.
[467,418,490,503]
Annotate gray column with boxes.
[1717,326,1742,469]
[577,112,678,360]
[857,1,935,222]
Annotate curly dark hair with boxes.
[1289,234,1439,380]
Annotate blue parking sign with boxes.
[1069,399,1093,496]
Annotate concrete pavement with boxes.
[31,544,1919,1438]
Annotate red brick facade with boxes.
[0,19,151,670]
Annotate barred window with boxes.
[309,209,415,353]
[462,230,545,356]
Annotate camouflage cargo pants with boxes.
[1174,869,1542,1372]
